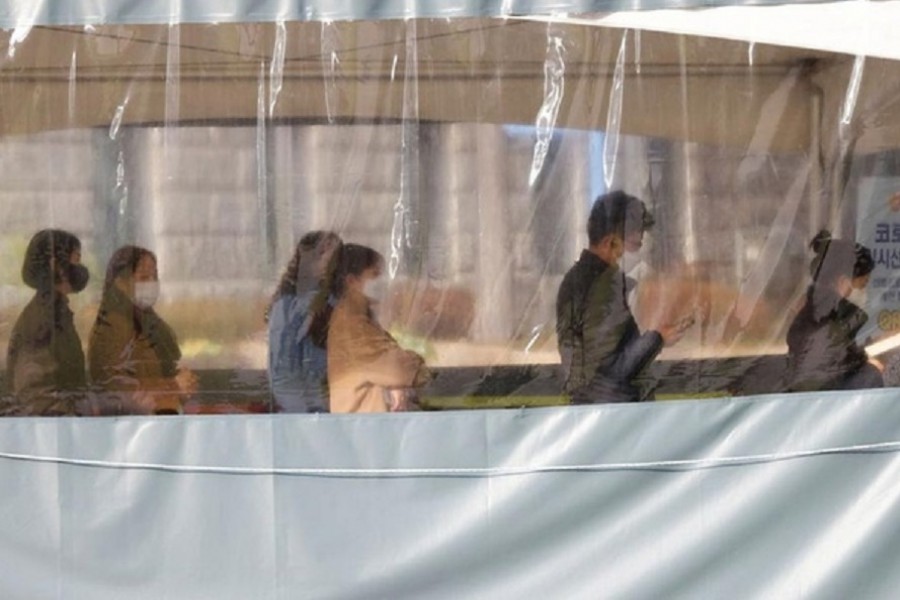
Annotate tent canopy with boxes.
[1,15,889,155]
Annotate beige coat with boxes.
[327,288,428,413]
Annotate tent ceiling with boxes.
[0,18,889,154]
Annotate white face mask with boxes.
[621,251,644,277]
[363,277,388,302]
[133,281,160,309]
[847,286,868,308]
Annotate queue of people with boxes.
[5,232,196,416]
[3,227,431,415]
[2,194,887,416]
[555,191,885,403]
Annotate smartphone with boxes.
[676,314,696,333]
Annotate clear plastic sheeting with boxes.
[2,394,900,597]
[2,12,900,412]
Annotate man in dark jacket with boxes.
[556,191,686,403]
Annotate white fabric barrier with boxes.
[0,0,832,28]
[2,390,900,598]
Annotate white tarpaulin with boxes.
[2,392,900,597]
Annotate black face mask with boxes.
[64,263,90,293]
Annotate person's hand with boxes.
[388,388,409,412]
[656,314,695,347]
[132,390,158,415]
[175,368,199,394]
[869,357,885,373]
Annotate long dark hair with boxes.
[90,245,179,374]
[266,231,342,323]
[809,230,874,287]
[103,245,156,292]
[333,244,384,298]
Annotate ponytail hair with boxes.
[809,229,874,285]
[266,231,342,323]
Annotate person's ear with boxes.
[608,235,625,256]
[836,275,853,298]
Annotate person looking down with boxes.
[327,244,430,413]
[88,245,196,415]
[786,230,882,392]
[556,191,689,404]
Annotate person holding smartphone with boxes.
[786,230,882,392]
[556,191,689,404]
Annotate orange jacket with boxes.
[327,288,429,413]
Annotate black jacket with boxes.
[556,250,663,403]
[786,285,871,392]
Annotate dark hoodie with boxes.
[786,285,872,392]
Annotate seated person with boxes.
[327,244,430,413]
[6,229,90,415]
[787,230,882,392]
[88,246,196,414]
[267,231,342,413]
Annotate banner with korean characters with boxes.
[856,177,900,345]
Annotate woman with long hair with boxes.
[327,244,430,413]
[267,231,342,412]
[88,245,195,414]
[786,230,882,392]
[7,229,90,415]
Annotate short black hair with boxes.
[587,191,654,246]
[22,229,82,290]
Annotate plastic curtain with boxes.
[2,16,900,408]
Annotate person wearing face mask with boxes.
[6,229,90,415]
[327,244,430,413]
[556,191,690,404]
[267,231,342,413]
[786,230,882,392]
[87,245,196,415]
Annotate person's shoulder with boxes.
[562,252,606,283]
[12,294,53,335]
[837,298,868,329]
[273,293,306,317]
[93,303,132,330]
[329,295,357,326]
